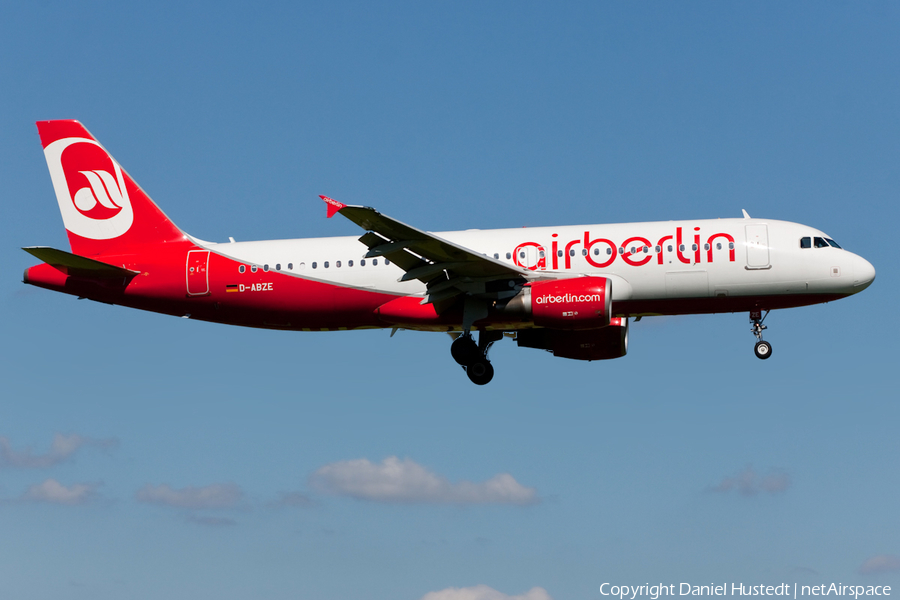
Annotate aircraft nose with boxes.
[852,254,876,291]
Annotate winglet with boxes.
[321,195,346,218]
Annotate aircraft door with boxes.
[186,250,210,296]
[745,225,770,269]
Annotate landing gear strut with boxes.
[451,330,501,385]
[750,310,772,360]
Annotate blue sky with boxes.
[1,2,897,599]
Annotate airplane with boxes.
[23,120,876,385]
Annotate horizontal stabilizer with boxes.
[23,246,140,280]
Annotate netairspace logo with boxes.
[600,584,892,600]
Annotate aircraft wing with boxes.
[322,196,538,306]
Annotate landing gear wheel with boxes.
[451,335,479,366]
[466,360,494,385]
[754,340,772,360]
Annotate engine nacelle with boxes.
[502,276,612,330]
[516,317,628,361]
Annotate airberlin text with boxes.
[535,293,602,305]
[514,226,737,271]
[599,584,891,600]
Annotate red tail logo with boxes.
[45,136,134,240]
[62,142,127,219]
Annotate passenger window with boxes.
[239,265,246,274]
[298,262,305,269]
[506,252,511,260]
[814,237,829,248]
[606,248,612,255]
[618,247,624,255]
[703,244,710,251]
[288,263,293,270]
[312,262,317,269]
[668,245,673,252]
[691,244,698,251]
[679,245,685,252]
[728,242,734,250]
[716,243,722,250]
[800,237,811,249]
[582,249,587,256]
[569,249,575,257]
[361,259,366,266]
[373,259,378,266]
[276,263,281,271]
[349,260,354,267]
[520,251,525,259]
[251,265,258,273]
[826,238,841,249]
[594,248,601,256]
[385,259,390,265]
[655,246,661,253]
[324,261,329,268]
[557,250,563,258]
[263,264,269,272]
[336,261,341,268]
[493,253,499,259]
[538,251,544,259]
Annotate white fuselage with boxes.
[205,217,875,314]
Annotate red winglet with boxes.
[320,195,346,218]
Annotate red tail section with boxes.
[37,120,186,257]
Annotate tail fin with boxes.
[37,120,186,257]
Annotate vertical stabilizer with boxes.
[37,120,186,256]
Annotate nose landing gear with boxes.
[451,330,502,385]
[750,310,772,360]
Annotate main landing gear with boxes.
[451,330,502,385]
[750,310,772,360]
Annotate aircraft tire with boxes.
[754,340,772,360]
[466,360,494,385]
[451,335,480,366]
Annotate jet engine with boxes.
[501,276,612,330]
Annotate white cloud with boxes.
[21,479,99,505]
[0,433,118,468]
[420,585,553,600]
[135,483,243,509]
[859,555,900,575]
[711,466,791,496]
[310,457,538,505]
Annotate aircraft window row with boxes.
[332,239,743,272]
[507,241,739,264]
[800,236,842,249]
[312,258,390,269]
[238,259,392,273]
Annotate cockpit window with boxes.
[800,237,811,249]
[814,237,829,248]
[826,238,842,249]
